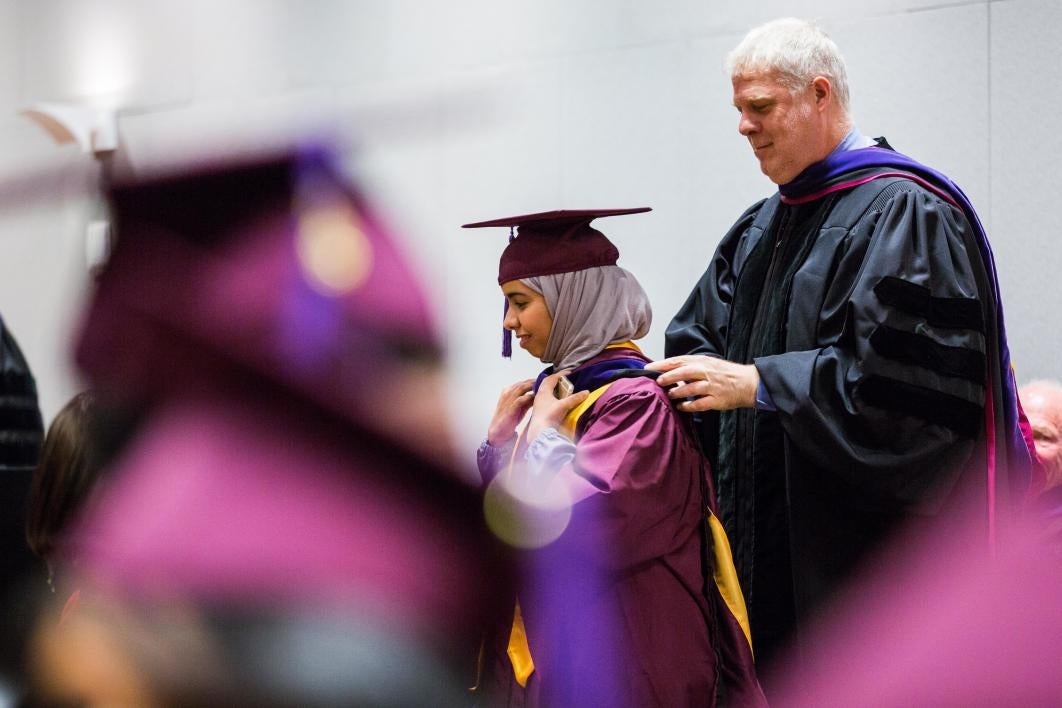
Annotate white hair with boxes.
[726,18,851,113]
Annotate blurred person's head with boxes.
[727,18,853,184]
[26,145,508,706]
[25,392,99,567]
[1020,379,1062,491]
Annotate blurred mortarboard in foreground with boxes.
[76,145,440,444]
[54,145,509,705]
[463,207,650,356]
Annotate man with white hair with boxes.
[648,17,1034,683]
[1020,380,1062,493]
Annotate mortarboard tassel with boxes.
[501,225,516,358]
[502,298,512,358]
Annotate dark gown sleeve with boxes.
[664,201,766,358]
[542,380,706,571]
[755,187,986,510]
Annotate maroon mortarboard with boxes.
[462,207,651,356]
[463,207,651,284]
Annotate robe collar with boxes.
[532,342,649,395]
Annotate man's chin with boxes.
[761,165,794,185]
[757,161,781,183]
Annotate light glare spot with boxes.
[296,204,374,295]
[483,473,573,549]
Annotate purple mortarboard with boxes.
[462,207,651,356]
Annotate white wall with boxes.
[0,0,1056,458]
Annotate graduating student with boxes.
[465,209,764,707]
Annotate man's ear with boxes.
[811,76,832,109]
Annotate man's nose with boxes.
[738,112,757,136]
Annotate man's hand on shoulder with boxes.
[645,355,759,412]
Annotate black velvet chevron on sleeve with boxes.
[857,375,982,439]
[873,277,984,333]
[868,325,986,384]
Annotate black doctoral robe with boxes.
[666,171,996,673]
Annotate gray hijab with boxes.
[523,265,651,370]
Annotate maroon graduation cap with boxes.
[462,207,651,356]
[463,207,651,284]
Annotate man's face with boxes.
[1022,385,1062,490]
[732,71,825,185]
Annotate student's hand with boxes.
[527,371,590,440]
[487,379,535,446]
[646,355,759,412]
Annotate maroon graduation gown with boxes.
[478,349,722,707]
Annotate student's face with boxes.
[501,281,553,360]
[732,70,826,185]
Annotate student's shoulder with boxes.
[591,375,673,411]
[577,375,684,440]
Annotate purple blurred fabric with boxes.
[72,389,492,640]
[769,501,1062,707]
